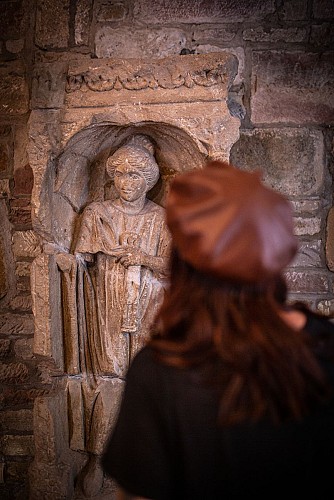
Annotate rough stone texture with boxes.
[0,313,34,336]
[0,179,10,197]
[0,61,29,115]
[286,270,331,294]
[35,0,70,49]
[313,0,334,17]
[75,0,92,46]
[13,164,34,196]
[133,0,275,22]
[230,128,325,197]
[14,338,34,359]
[0,339,11,359]
[31,254,63,370]
[326,207,334,271]
[95,0,127,22]
[0,143,10,175]
[6,38,25,54]
[290,240,322,268]
[294,217,322,236]
[12,230,41,259]
[0,200,16,305]
[31,62,68,109]
[195,46,245,85]
[0,435,34,456]
[251,51,334,124]
[15,261,31,277]
[9,295,33,312]
[0,0,31,39]
[192,24,239,43]
[310,23,334,48]
[243,26,307,42]
[1,409,34,432]
[278,0,308,20]
[95,26,187,58]
[9,198,32,227]
[0,234,7,300]
[291,199,322,215]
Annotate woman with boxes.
[102,161,334,499]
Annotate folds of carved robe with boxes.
[58,199,170,454]
[67,199,170,379]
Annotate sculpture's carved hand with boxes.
[111,246,147,268]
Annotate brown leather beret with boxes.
[166,161,298,283]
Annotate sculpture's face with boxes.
[114,163,147,201]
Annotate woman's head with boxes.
[106,135,160,191]
[165,160,298,285]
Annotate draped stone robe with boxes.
[73,198,171,379]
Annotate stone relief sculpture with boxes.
[56,134,171,496]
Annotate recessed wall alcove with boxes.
[27,52,240,499]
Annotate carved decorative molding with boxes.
[66,52,237,93]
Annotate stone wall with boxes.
[0,0,333,498]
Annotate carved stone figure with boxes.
[56,134,171,496]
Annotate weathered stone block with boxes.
[1,409,34,432]
[35,0,70,49]
[6,39,25,54]
[0,143,11,175]
[9,198,32,226]
[294,217,322,236]
[0,0,30,38]
[0,235,7,300]
[278,0,307,20]
[230,128,325,197]
[195,46,245,85]
[0,435,34,457]
[14,338,34,359]
[31,254,63,370]
[75,0,92,45]
[31,63,68,109]
[251,51,334,124]
[13,165,33,196]
[192,24,238,43]
[12,231,41,259]
[0,61,29,115]
[313,0,334,18]
[286,270,330,293]
[291,199,322,215]
[290,240,322,268]
[0,362,29,383]
[15,262,31,277]
[5,461,31,482]
[326,207,334,271]
[0,179,10,198]
[0,313,34,336]
[95,26,187,59]
[310,23,334,48]
[95,0,127,21]
[243,26,306,42]
[0,339,11,360]
[9,296,33,312]
[133,0,275,22]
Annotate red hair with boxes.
[149,249,330,425]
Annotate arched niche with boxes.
[36,121,207,251]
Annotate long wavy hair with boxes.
[149,248,330,426]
